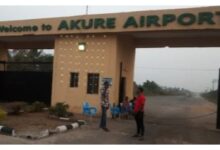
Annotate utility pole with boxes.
[212,79,218,91]
[86,5,89,15]
[216,69,220,129]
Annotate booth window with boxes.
[87,73,99,94]
[70,72,79,87]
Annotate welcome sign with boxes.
[58,11,220,30]
[0,9,220,34]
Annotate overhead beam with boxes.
[5,41,54,49]
[135,37,220,48]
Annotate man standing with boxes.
[100,81,110,132]
[133,87,146,140]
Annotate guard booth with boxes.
[0,6,220,126]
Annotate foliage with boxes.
[0,108,6,121]
[49,102,71,117]
[5,102,27,115]
[201,90,217,104]
[26,101,46,113]
[140,80,164,95]
[138,80,192,96]
[7,49,53,72]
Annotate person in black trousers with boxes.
[133,87,146,140]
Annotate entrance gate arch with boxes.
[0,6,220,128]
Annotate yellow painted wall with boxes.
[52,34,119,114]
[115,36,135,101]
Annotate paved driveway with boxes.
[0,95,220,144]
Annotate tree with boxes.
[141,80,163,95]
[7,49,53,72]
[139,80,192,96]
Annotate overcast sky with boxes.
[0,6,219,92]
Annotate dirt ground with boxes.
[0,112,75,135]
[0,95,220,144]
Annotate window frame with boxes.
[87,73,100,94]
[70,72,79,88]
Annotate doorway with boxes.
[119,77,126,104]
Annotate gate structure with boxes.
[0,6,220,126]
[0,61,53,105]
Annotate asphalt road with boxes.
[0,94,220,144]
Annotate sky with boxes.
[0,6,219,93]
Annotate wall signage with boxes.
[102,78,113,86]
[0,11,219,33]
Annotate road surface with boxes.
[0,94,219,144]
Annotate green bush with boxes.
[0,108,6,121]
[49,102,70,117]
[27,101,46,112]
[201,90,217,104]
[6,102,27,115]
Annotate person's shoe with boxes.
[132,134,140,137]
[102,127,110,132]
[139,136,144,141]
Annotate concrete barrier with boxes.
[55,120,85,133]
[0,119,87,139]
[0,125,15,136]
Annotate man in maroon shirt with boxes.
[133,87,146,140]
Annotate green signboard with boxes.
[0,11,219,33]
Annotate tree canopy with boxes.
[7,49,53,72]
[138,80,191,96]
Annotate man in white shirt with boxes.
[99,81,110,132]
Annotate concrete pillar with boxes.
[51,34,135,115]
[115,36,135,103]
[51,34,118,114]
[216,69,220,129]
[0,48,8,71]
